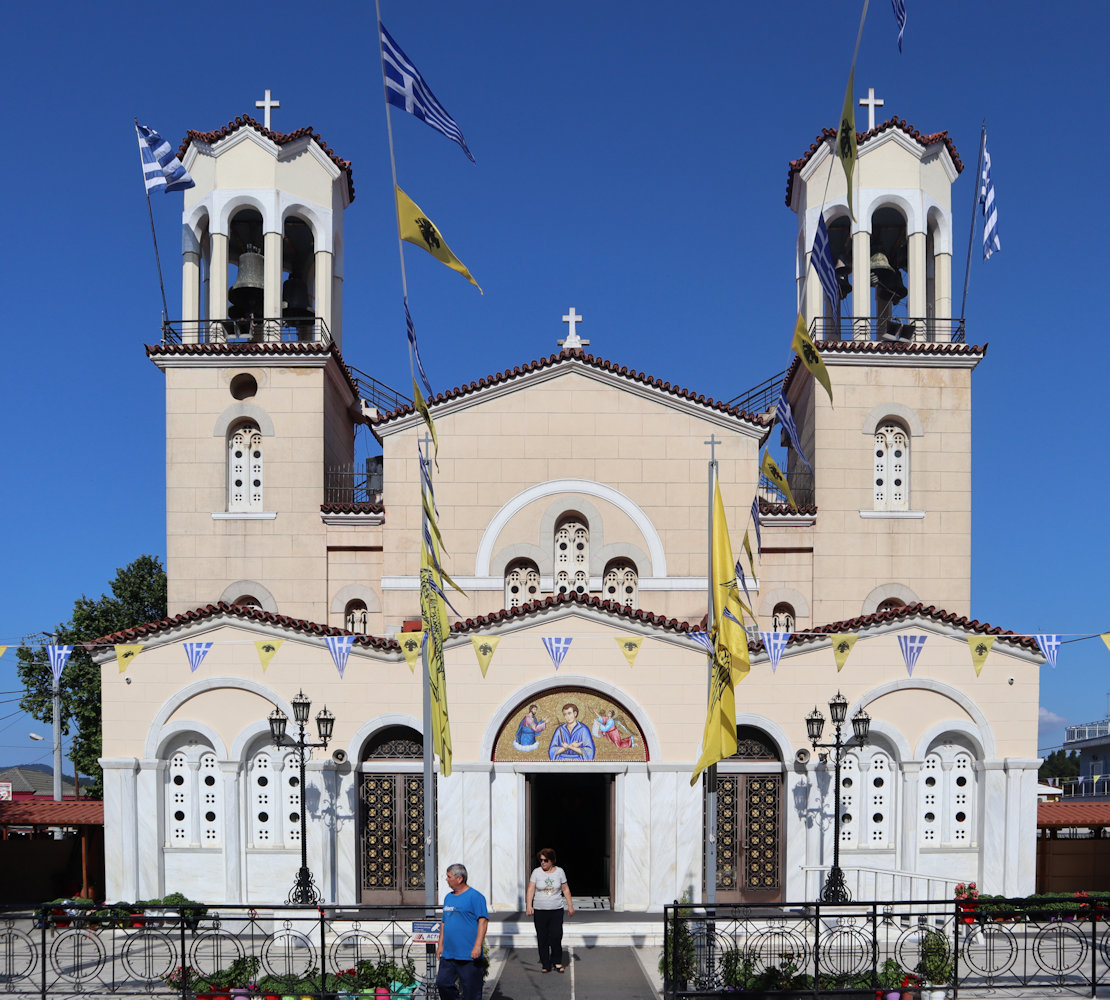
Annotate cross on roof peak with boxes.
[558,306,590,349]
[859,87,884,131]
[255,89,281,130]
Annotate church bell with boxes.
[869,251,908,304]
[228,247,265,319]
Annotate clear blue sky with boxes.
[0,0,1105,768]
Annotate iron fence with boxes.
[324,465,384,508]
[663,895,1110,998]
[161,318,334,347]
[0,903,442,999]
[807,316,967,344]
[759,472,815,510]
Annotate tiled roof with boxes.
[449,592,699,636]
[781,340,987,394]
[0,799,103,827]
[0,768,79,797]
[786,118,964,206]
[93,602,397,652]
[1038,802,1110,828]
[320,502,385,515]
[146,341,362,401]
[372,349,767,428]
[759,498,818,516]
[178,116,354,202]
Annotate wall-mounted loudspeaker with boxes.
[332,749,348,764]
[794,748,811,765]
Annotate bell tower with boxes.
[149,114,361,622]
[774,113,985,625]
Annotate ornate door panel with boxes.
[716,773,783,903]
[359,773,425,904]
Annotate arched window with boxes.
[554,516,589,596]
[284,751,303,845]
[842,747,895,851]
[772,603,795,632]
[838,753,858,847]
[231,595,262,610]
[165,741,221,849]
[345,599,369,634]
[877,597,905,613]
[603,560,638,608]
[919,743,977,848]
[247,745,301,849]
[873,422,909,511]
[228,421,263,512]
[505,560,541,609]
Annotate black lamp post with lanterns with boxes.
[268,690,335,905]
[805,691,871,903]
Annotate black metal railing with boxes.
[663,895,1110,998]
[325,465,384,507]
[0,902,443,998]
[759,472,814,510]
[728,369,790,416]
[808,315,967,344]
[347,366,411,414]
[160,317,334,347]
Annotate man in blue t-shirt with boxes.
[436,863,488,1000]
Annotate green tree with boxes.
[1039,748,1080,782]
[17,555,167,797]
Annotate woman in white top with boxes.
[525,848,574,973]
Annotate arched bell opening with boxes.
[227,209,265,332]
[281,216,316,341]
[825,215,852,338]
[869,207,910,342]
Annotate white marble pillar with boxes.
[978,761,1006,893]
[101,758,140,901]
[1004,759,1041,895]
[619,768,650,910]
[137,759,166,899]
[785,767,814,901]
[305,761,335,903]
[462,769,492,898]
[315,250,333,344]
[263,230,282,325]
[852,228,871,338]
[220,760,243,903]
[209,233,228,323]
[906,230,926,331]
[934,252,953,340]
[334,764,358,906]
[898,761,922,885]
[489,768,522,909]
[182,255,201,336]
[648,767,679,908]
[437,766,464,892]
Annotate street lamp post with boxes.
[268,690,335,905]
[805,691,871,903]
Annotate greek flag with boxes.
[776,386,812,471]
[135,123,194,193]
[380,23,474,162]
[46,645,73,684]
[979,131,1000,259]
[688,631,714,655]
[892,0,906,52]
[406,299,434,398]
[542,636,573,670]
[811,215,841,310]
[1034,634,1061,668]
[898,633,927,675]
[760,632,789,673]
[751,498,762,555]
[184,641,213,673]
[734,559,752,605]
[326,634,355,678]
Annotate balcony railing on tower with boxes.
[759,471,814,510]
[161,316,333,346]
[809,315,966,343]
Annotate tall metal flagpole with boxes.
[418,435,438,911]
[959,121,987,322]
[135,119,171,326]
[704,436,720,905]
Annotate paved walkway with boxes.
[488,944,659,1000]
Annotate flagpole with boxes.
[136,118,170,327]
[417,435,438,912]
[704,439,719,905]
[959,120,987,322]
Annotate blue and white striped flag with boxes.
[776,385,812,472]
[326,634,355,678]
[184,641,213,673]
[380,22,474,162]
[898,634,927,676]
[811,215,841,310]
[734,559,752,605]
[406,299,434,399]
[135,123,194,193]
[46,645,73,684]
[1034,634,1061,669]
[419,447,438,517]
[979,131,1000,259]
[542,636,573,670]
[688,631,714,655]
[760,631,789,673]
[892,0,906,52]
[751,498,762,556]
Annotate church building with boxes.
[97,109,1042,910]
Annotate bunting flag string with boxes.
[184,641,213,673]
[471,635,500,677]
[760,632,789,673]
[775,385,812,472]
[325,635,355,678]
[46,645,73,685]
[399,631,425,673]
[114,644,143,674]
[742,531,757,585]
[688,631,714,655]
[898,633,927,675]
[1103,634,1110,653]
[734,559,753,606]
[542,637,573,671]
[968,635,994,677]
[1034,634,1061,668]
[750,498,762,556]
[255,639,283,672]
[406,299,434,399]
[830,633,858,672]
[0,646,7,660]
[615,636,643,668]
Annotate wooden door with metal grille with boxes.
[359,772,425,904]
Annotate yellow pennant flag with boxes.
[399,631,425,673]
[968,635,995,677]
[412,380,439,459]
[471,635,500,677]
[830,633,858,672]
[761,452,798,510]
[742,530,757,582]
[0,646,6,659]
[115,644,144,674]
[421,523,453,776]
[255,639,283,671]
[615,636,643,668]
[396,186,483,292]
[836,67,858,221]
[1102,634,1110,653]
[792,313,834,404]
[692,479,751,785]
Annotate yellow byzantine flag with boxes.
[830,633,858,672]
[792,313,834,404]
[742,529,757,582]
[114,644,143,673]
[692,480,752,785]
[471,635,501,677]
[421,526,453,776]
[615,636,643,668]
[836,68,858,221]
[255,639,283,671]
[399,631,425,673]
[396,186,483,292]
[1102,634,1110,653]
[761,452,798,511]
[412,380,439,459]
[968,635,995,677]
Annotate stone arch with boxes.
[219,581,278,613]
[330,584,382,615]
[346,714,423,764]
[214,193,273,236]
[861,191,922,235]
[926,203,954,255]
[915,719,989,760]
[861,583,919,615]
[733,713,796,764]
[154,721,226,761]
[860,402,924,437]
[280,202,330,248]
[212,403,275,438]
[758,586,810,620]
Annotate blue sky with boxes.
[0,0,1106,769]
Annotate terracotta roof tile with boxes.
[758,498,818,516]
[782,340,987,394]
[320,502,385,515]
[178,116,354,202]
[372,349,768,428]
[786,118,964,206]
[1038,802,1110,828]
[0,800,103,826]
[449,592,699,635]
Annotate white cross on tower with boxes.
[558,307,589,349]
[255,89,281,130]
[858,87,884,131]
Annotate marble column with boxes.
[489,768,521,909]
[263,230,282,325]
[306,761,334,903]
[898,761,922,893]
[852,228,871,338]
[619,768,650,910]
[209,233,228,323]
[220,760,243,903]
[137,759,167,899]
[978,761,1006,893]
[315,250,333,344]
[102,758,140,901]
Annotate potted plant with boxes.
[877,957,905,1000]
[915,929,952,1000]
[900,971,922,1000]
[954,881,978,923]
[720,946,760,991]
[256,973,294,1000]
[200,956,261,1000]
[164,965,196,993]
[383,959,418,998]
